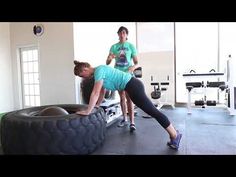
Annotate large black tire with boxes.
[0,104,106,155]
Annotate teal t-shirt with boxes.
[94,65,132,91]
[109,41,137,72]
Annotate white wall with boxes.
[0,23,13,112]
[10,22,75,110]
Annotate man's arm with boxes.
[106,53,116,65]
[128,55,138,73]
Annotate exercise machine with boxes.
[142,76,173,118]
[226,55,236,115]
[150,76,174,110]
[100,93,122,126]
[183,67,235,115]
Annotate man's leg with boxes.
[125,92,136,131]
[117,90,128,127]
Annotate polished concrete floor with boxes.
[92,106,236,155]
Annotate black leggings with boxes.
[125,77,170,129]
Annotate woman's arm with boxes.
[96,87,106,107]
[76,80,103,115]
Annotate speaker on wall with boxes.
[33,24,44,36]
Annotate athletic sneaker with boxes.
[130,123,136,132]
[117,119,128,127]
[167,130,182,150]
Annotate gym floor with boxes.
[0,106,235,155]
[92,106,236,155]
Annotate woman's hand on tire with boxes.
[76,110,90,115]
